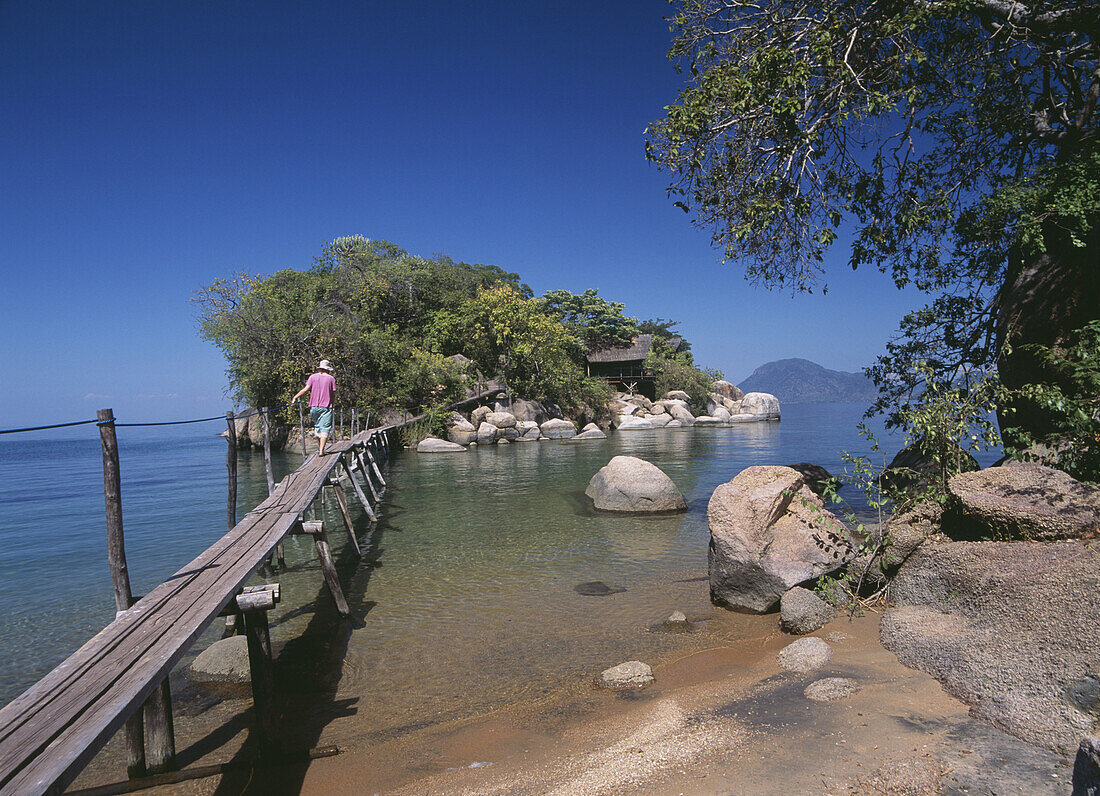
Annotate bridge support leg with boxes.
[340,456,376,522]
[244,608,276,756]
[365,444,385,487]
[299,520,350,616]
[221,585,281,757]
[145,680,176,774]
[326,480,361,556]
[354,449,381,502]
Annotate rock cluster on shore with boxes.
[420,383,781,452]
[609,381,780,430]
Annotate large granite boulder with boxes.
[571,423,607,440]
[485,411,517,429]
[417,437,467,453]
[709,466,854,613]
[476,421,497,445]
[647,413,672,427]
[711,380,745,402]
[585,456,687,513]
[710,405,732,422]
[882,539,1100,751]
[946,460,1100,540]
[666,403,696,426]
[471,406,491,428]
[694,415,726,425]
[616,416,655,430]
[740,392,781,420]
[505,398,551,423]
[515,420,541,440]
[664,390,692,402]
[540,418,577,439]
[445,414,478,446]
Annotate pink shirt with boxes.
[306,372,335,408]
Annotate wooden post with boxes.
[327,480,361,556]
[340,456,376,521]
[97,408,146,779]
[298,521,350,616]
[243,607,276,755]
[339,408,344,441]
[261,407,275,494]
[226,411,237,531]
[261,409,286,570]
[298,402,308,458]
[144,682,176,774]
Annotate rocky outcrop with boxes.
[711,379,745,402]
[946,460,1100,541]
[740,392,781,420]
[445,414,478,445]
[664,390,691,402]
[708,466,854,613]
[882,539,1100,751]
[585,456,687,513]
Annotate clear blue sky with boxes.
[0,1,923,427]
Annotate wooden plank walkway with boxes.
[0,430,381,795]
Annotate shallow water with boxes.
[0,404,1000,753]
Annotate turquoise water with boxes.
[0,404,999,718]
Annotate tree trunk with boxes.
[996,222,1099,448]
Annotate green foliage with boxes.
[193,238,516,417]
[645,344,722,414]
[1001,321,1100,483]
[539,289,639,347]
[430,285,599,409]
[649,0,1099,437]
[398,404,455,447]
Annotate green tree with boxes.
[431,285,602,408]
[539,288,640,347]
[194,238,512,417]
[647,0,1098,443]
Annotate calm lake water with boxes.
[0,403,1000,730]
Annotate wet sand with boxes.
[90,607,1070,795]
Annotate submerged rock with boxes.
[598,660,654,689]
[188,636,250,684]
[585,456,687,513]
[573,581,626,596]
[777,637,833,674]
[804,677,860,702]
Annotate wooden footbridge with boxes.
[0,401,460,795]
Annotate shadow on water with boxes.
[189,456,393,794]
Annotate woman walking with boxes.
[292,360,336,456]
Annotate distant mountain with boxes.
[738,358,879,404]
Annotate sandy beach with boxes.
[99,605,1069,796]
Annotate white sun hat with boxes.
[318,359,334,371]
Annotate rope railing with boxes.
[0,404,293,435]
